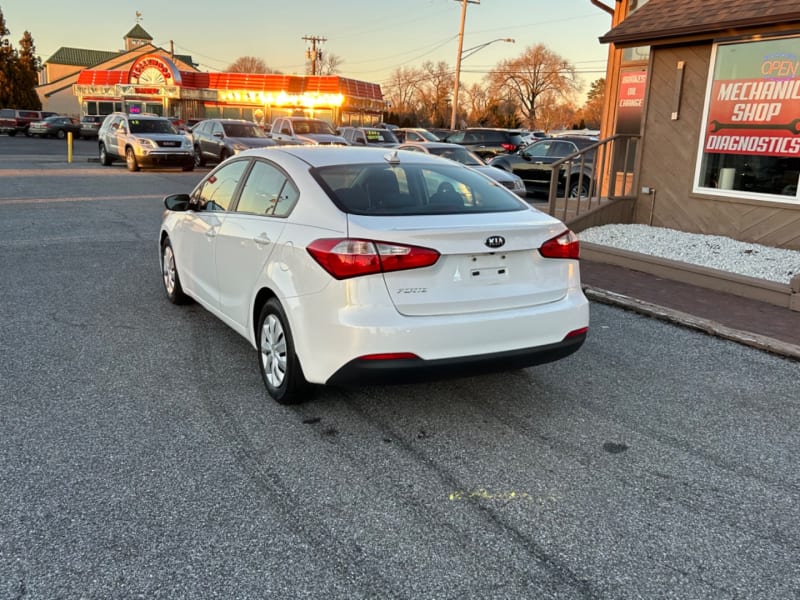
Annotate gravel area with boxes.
[578,224,800,284]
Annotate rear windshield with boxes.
[314,161,527,215]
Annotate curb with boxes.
[584,285,800,361]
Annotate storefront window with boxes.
[696,36,800,202]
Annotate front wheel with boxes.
[99,143,112,166]
[161,238,189,305]
[125,147,140,172]
[257,299,312,405]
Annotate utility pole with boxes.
[302,35,327,75]
[450,0,480,130]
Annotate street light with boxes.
[450,36,515,130]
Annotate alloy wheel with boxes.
[260,314,287,388]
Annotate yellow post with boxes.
[67,131,73,163]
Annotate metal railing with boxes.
[546,133,641,223]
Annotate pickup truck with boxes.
[268,116,347,146]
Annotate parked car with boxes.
[0,109,58,136]
[158,146,588,404]
[442,128,524,160]
[28,115,82,139]
[489,135,598,197]
[79,115,105,139]
[397,141,527,197]
[393,128,440,143]
[191,118,277,167]
[268,116,348,146]
[98,112,194,172]
[427,128,456,141]
[519,129,549,145]
[339,126,399,147]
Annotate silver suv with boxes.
[98,113,194,172]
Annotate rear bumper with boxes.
[326,331,587,386]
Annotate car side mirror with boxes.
[164,193,191,212]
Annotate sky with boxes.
[2,0,614,95]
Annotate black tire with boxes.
[568,178,592,199]
[257,298,312,405]
[160,238,189,305]
[99,143,112,166]
[125,147,140,172]
[219,149,229,163]
[56,129,66,139]
[194,146,205,167]
[7,130,16,137]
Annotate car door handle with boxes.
[254,233,271,246]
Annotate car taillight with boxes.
[539,229,580,259]
[307,238,440,280]
[501,143,517,152]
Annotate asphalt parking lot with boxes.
[1,134,798,599]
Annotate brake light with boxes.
[539,230,580,259]
[501,143,517,152]
[307,238,440,280]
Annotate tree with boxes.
[412,61,453,127]
[15,31,41,109]
[487,44,581,130]
[578,78,605,130]
[318,52,343,76]
[225,56,279,74]
[383,66,424,124]
[0,7,17,108]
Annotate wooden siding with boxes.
[635,46,800,250]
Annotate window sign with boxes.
[696,36,800,202]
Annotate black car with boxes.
[191,118,277,167]
[28,116,82,139]
[489,135,598,198]
[441,128,524,160]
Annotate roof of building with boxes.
[45,45,194,69]
[125,24,153,41]
[600,0,800,47]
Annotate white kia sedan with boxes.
[159,146,589,404]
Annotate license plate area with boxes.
[466,253,509,283]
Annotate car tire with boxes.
[257,298,312,405]
[219,149,229,163]
[7,130,16,137]
[568,178,592,199]
[125,147,140,172]
[99,143,112,166]
[194,146,205,167]
[161,238,189,305]
[56,130,66,139]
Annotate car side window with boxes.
[193,159,249,211]
[548,141,578,158]
[524,141,552,158]
[236,160,299,217]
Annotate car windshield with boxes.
[315,162,527,215]
[223,123,265,138]
[129,119,178,134]
[294,120,336,135]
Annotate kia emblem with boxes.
[485,235,505,249]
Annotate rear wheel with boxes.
[125,147,140,172]
[219,149,229,163]
[99,143,112,166]
[257,299,312,405]
[194,146,205,167]
[568,178,592,198]
[56,129,66,139]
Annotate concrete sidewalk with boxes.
[580,259,800,361]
